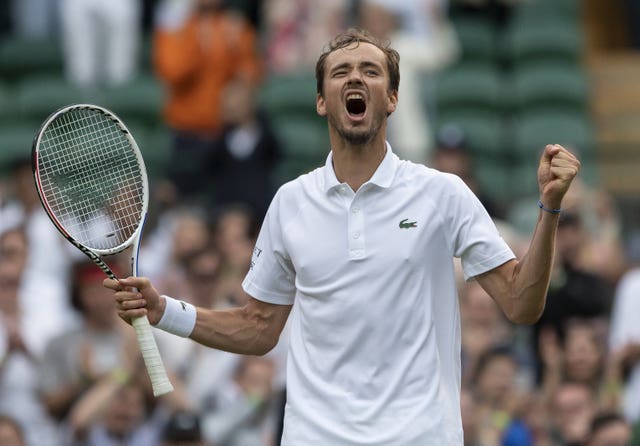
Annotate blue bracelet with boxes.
[537,200,562,214]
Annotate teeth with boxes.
[347,93,364,100]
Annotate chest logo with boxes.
[399,218,417,229]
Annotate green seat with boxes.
[512,0,581,24]
[259,71,318,120]
[452,17,497,63]
[436,111,507,158]
[474,158,513,204]
[512,110,594,162]
[135,125,172,180]
[0,124,37,176]
[502,20,583,68]
[101,75,164,127]
[511,63,589,113]
[435,63,504,114]
[271,116,327,182]
[17,75,103,122]
[0,37,64,81]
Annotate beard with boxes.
[328,111,385,147]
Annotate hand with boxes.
[537,144,581,210]
[103,277,166,325]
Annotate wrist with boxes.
[538,199,562,215]
[155,295,197,337]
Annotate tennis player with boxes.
[105,28,580,445]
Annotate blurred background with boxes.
[2,0,640,445]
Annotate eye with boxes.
[333,71,347,78]
[365,69,378,76]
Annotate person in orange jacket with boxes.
[153,0,262,200]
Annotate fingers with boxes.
[114,289,148,320]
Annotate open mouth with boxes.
[346,93,366,118]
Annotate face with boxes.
[588,420,632,446]
[104,385,146,437]
[564,325,602,383]
[317,42,397,146]
[476,355,517,406]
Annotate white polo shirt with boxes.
[242,143,515,445]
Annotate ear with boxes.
[316,93,327,116]
[387,90,398,115]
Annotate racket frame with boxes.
[32,103,174,396]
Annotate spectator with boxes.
[0,414,26,446]
[459,281,513,386]
[358,0,460,162]
[39,261,133,422]
[153,0,261,201]
[209,78,283,220]
[162,411,205,446]
[0,157,76,340]
[0,230,61,446]
[549,381,597,446]
[59,0,141,87]
[65,379,160,445]
[430,124,503,219]
[534,210,614,382]
[142,207,212,298]
[201,356,280,446]
[586,412,632,446]
[469,346,534,446]
[261,0,350,74]
[608,233,640,423]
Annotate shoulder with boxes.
[395,159,471,197]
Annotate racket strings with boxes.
[37,108,145,250]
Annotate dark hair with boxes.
[162,411,202,442]
[589,412,628,437]
[315,28,400,97]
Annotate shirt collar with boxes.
[322,141,399,193]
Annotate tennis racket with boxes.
[31,104,173,396]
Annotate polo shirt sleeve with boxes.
[242,189,297,305]
[447,176,515,280]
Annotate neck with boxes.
[330,134,387,192]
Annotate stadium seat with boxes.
[474,158,513,203]
[16,75,102,122]
[512,110,594,162]
[502,20,583,68]
[511,63,589,113]
[436,111,507,158]
[101,75,164,127]
[451,17,497,64]
[0,36,64,81]
[435,63,504,114]
[511,0,581,24]
[0,124,37,177]
[259,71,319,120]
[271,116,328,183]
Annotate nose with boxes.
[346,68,364,84]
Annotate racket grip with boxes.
[131,315,174,396]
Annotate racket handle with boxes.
[131,315,174,396]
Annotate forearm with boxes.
[189,306,278,356]
[509,209,560,323]
[159,297,291,356]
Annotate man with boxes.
[105,29,580,445]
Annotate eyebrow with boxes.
[329,60,383,74]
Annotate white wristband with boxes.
[155,295,197,337]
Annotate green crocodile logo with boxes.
[399,218,417,229]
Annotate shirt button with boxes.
[353,232,360,239]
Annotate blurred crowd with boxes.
[1,0,640,445]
